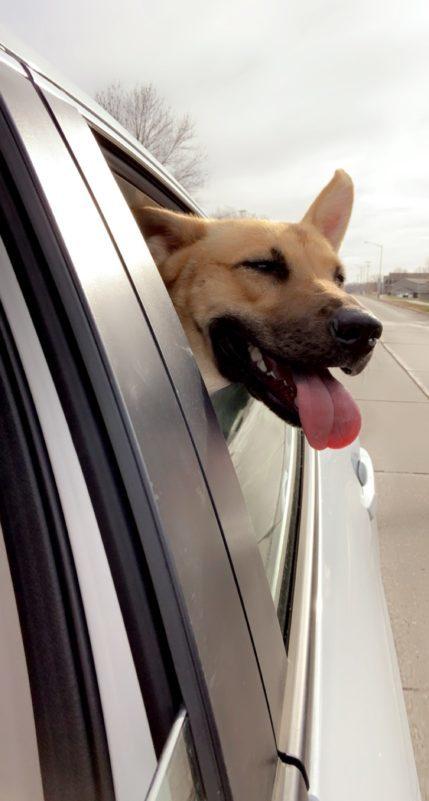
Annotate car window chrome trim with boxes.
[0,63,278,801]
[28,69,204,216]
[0,48,27,77]
[0,239,157,801]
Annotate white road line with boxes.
[381,342,429,400]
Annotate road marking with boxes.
[375,470,429,475]
[381,342,429,400]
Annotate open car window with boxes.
[211,386,301,629]
[107,154,302,635]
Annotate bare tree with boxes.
[95,82,206,192]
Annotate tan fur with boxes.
[134,169,361,392]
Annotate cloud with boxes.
[2,0,429,280]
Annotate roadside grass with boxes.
[374,295,429,314]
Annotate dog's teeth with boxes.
[249,345,262,363]
[257,359,267,373]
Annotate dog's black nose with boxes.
[330,308,383,351]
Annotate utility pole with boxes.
[365,242,384,298]
[365,261,371,287]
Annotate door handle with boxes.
[355,447,377,520]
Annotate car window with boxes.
[102,148,302,632]
[114,173,161,211]
[211,386,301,624]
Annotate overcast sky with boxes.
[2,0,429,281]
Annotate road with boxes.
[364,297,429,396]
[340,296,429,799]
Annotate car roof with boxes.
[0,26,204,216]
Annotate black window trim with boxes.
[99,140,195,215]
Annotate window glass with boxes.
[211,386,300,621]
[147,711,205,801]
[114,173,161,210]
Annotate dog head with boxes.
[134,170,382,449]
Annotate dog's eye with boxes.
[334,270,345,287]
[242,259,280,271]
[240,253,289,281]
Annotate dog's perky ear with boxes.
[301,169,354,252]
[133,206,206,266]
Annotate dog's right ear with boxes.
[133,206,207,268]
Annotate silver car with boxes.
[0,36,420,801]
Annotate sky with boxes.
[1,0,429,282]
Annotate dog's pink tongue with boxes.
[294,371,361,450]
[293,373,334,450]
[324,374,362,449]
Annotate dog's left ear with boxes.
[133,205,207,267]
[301,169,354,252]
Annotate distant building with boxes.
[384,271,428,291]
[386,276,429,300]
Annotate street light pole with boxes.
[364,241,384,298]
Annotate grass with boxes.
[376,295,429,314]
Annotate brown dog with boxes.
[134,170,382,450]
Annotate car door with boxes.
[33,63,316,792]
[0,52,285,801]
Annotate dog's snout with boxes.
[330,308,383,351]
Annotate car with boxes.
[0,36,421,801]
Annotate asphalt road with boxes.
[340,296,429,799]
[364,296,429,397]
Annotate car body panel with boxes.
[308,443,421,800]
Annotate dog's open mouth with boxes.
[209,317,361,450]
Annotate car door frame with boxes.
[0,54,282,801]
[33,66,317,784]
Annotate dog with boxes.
[133,170,382,450]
